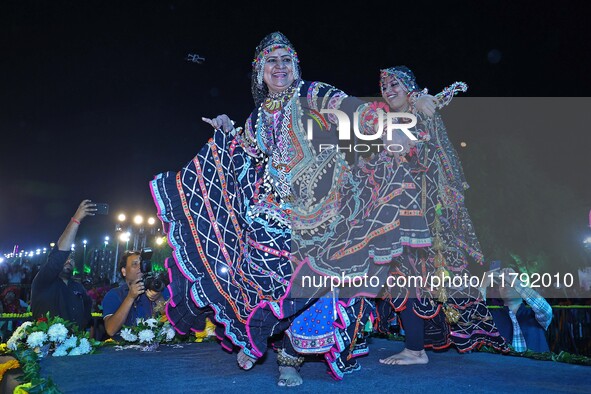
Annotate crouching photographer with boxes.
[102,249,170,338]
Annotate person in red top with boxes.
[1,286,26,314]
[0,286,28,341]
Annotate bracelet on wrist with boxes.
[71,217,81,225]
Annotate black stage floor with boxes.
[39,337,591,394]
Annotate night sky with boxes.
[1,1,590,253]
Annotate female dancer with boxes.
[150,35,433,385]
[374,66,508,365]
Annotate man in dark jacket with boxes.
[31,200,96,331]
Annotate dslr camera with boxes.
[139,247,169,293]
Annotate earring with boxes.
[256,62,264,87]
[292,62,300,81]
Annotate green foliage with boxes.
[478,345,591,366]
[4,313,101,392]
[13,348,61,393]
[552,350,591,366]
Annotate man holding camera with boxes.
[102,249,169,338]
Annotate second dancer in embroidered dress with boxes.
[372,66,509,365]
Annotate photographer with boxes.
[102,250,169,338]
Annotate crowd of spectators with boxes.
[0,257,118,341]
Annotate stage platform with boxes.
[36,337,591,393]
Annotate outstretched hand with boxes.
[202,114,234,133]
[56,199,97,250]
[415,95,437,118]
[72,199,97,223]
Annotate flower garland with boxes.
[116,316,177,350]
[0,358,19,380]
[1,314,100,393]
[6,314,99,357]
[0,312,33,319]
[0,312,104,319]
[0,314,217,392]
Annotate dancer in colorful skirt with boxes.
[373,66,509,365]
[150,34,433,385]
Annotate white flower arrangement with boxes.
[120,327,138,342]
[118,317,177,347]
[160,324,176,341]
[26,331,48,348]
[144,318,158,328]
[52,335,82,357]
[7,321,33,351]
[138,329,155,343]
[47,322,69,343]
[6,314,98,358]
[52,344,70,357]
[63,335,79,349]
[68,338,92,356]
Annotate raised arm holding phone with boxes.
[30,200,97,330]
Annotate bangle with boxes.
[71,217,81,225]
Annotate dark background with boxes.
[1,1,590,272]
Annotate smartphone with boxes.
[489,260,502,272]
[95,203,109,215]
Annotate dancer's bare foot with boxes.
[277,366,303,387]
[237,348,257,370]
[379,348,429,365]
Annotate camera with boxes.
[139,247,169,293]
